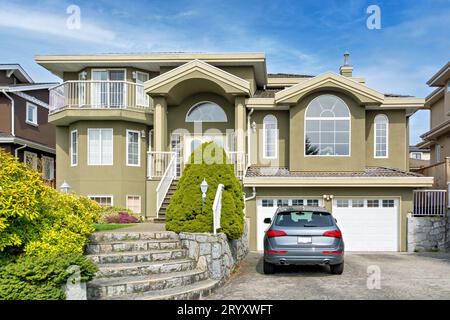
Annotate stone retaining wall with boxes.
[407,212,450,252]
[179,218,249,281]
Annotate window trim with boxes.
[87,128,114,166]
[304,94,351,157]
[126,129,141,167]
[25,102,38,126]
[88,195,114,207]
[185,101,228,123]
[262,114,278,160]
[41,155,55,180]
[70,129,78,166]
[126,195,142,213]
[374,114,389,159]
[24,151,38,170]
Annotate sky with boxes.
[0,0,449,144]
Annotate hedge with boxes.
[165,142,244,239]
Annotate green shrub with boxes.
[0,149,47,251]
[0,252,97,300]
[166,142,244,239]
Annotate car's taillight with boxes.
[265,250,288,254]
[323,230,342,238]
[322,250,344,255]
[266,229,287,238]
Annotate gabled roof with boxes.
[0,64,34,84]
[274,72,385,104]
[144,59,251,96]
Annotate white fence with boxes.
[413,190,447,216]
[213,184,224,234]
[49,81,150,113]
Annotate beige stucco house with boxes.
[416,62,450,189]
[36,52,433,252]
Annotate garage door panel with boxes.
[332,198,399,252]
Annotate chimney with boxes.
[339,52,353,77]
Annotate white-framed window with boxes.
[262,199,274,207]
[382,199,395,208]
[292,199,304,206]
[24,151,38,170]
[306,199,319,207]
[135,71,149,107]
[26,103,38,126]
[70,130,78,166]
[41,156,55,180]
[88,195,113,207]
[305,95,350,156]
[78,72,86,106]
[186,102,227,122]
[91,69,126,108]
[277,199,289,207]
[126,195,141,213]
[374,114,388,158]
[367,199,379,208]
[126,129,140,166]
[410,152,422,160]
[336,199,349,208]
[351,199,364,207]
[263,114,278,159]
[88,128,113,165]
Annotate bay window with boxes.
[88,128,113,165]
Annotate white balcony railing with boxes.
[49,80,151,113]
[226,151,246,179]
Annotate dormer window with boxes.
[305,95,350,156]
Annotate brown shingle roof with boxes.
[268,73,314,78]
[253,89,282,98]
[245,166,422,178]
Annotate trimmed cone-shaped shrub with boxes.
[165,142,244,239]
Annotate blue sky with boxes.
[0,0,449,144]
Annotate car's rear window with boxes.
[274,211,334,227]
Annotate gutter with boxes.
[246,108,254,168]
[2,90,15,136]
[244,187,256,202]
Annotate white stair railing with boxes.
[155,152,177,218]
[212,184,224,234]
[225,151,246,179]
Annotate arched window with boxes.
[263,114,278,159]
[374,114,388,158]
[305,94,350,156]
[186,102,227,122]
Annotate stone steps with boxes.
[105,279,220,300]
[89,231,178,242]
[96,259,196,278]
[87,269,209,299]
[86,239,181,254]
[86,248,187,264]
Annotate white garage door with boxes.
[256,198,323,251]
[332,198,399,251]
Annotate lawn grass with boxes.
[93,224,137,231]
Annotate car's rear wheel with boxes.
[263,260,276,274]
[330,262,344,275]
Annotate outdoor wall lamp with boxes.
[200,178,208,207]
[79,71,87,80]
[323,194,334,201]
[60,180,71,194]
[251,121,257,133]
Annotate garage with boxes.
[332,198,399,251]
[256,197,323,251]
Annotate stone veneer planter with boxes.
[178,218,249,281]
[407,212,450,252]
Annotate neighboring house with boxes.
[0,64,57,187]
[409,145,430,171]
[35,52,433,252]
[416,61,450,189]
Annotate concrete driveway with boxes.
[207,252,450,300]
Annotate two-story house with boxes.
[0,64,57,187]
[416,62,450,189]
[35,52,433,252]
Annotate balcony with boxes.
[49,80,152,113]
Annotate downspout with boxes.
[2,90,14,136]
[244,187,256,202]
[247,108,254,168]
[14,144,27,158]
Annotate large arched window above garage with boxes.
[305,94,351,156]
[374,114,388,158]
[263,114,278,159]
[185,101,227,122]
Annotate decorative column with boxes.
[234,96,247,173]
[153,96,167,152]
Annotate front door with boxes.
[184,135,226,162]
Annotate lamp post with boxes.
[200,178,208,208]
[60,180,71,194]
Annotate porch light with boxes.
[60,180,71,194]
[200,178,208,206]
[79,71,87,80]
